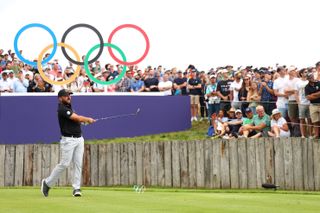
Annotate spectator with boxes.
[217,69,232,115]
[0,72,12,92]
[92,73,105,92]
[240,105,270,138]
[268,109,290,138]
[273,66,289,118]
[238,108,255,137]
[116,70,132,92]
[247,81,261,114]
[238,75,251,115]
[188,69,202,121]
[173,71,187,95]
[105,76,116,92]
[13,70,28,92]
[158,73,173,95]
[144,69,159,92]
[212,109,228,137]
[305,73,320,138]
[130,73,145,92]
[230,71,243,109]
[205,74,219,121]
[224,109,243,138]
[285,66,300,136]
[259,70,276,116]
[295,69,312,138]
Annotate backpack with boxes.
[207,126,215,137]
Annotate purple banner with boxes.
[0,94,191,144]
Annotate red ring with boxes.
[107,24,150,66]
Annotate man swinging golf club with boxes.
[41,89,96,197]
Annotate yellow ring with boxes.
[37,42,81,86]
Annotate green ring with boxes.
[84,43,127,85]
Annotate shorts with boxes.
[190,95,200,105]
[288,101,298,119]
[298,104,310,119]
[310,105,320,123]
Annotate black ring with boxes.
[61,23,104,65]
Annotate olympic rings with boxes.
[37,43,81,86]
[61,23,104,66]
[107,24,150,66]
[14,23,57,67]
[13,23,149,86]
[84,43,127,85]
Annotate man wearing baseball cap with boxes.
[305,73,320,138]
[41,89,96,197]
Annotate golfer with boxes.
[41,89,96,197]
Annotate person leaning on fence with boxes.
[268,109,290,138]
[305,73,320,138]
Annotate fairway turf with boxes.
[0,188,319,213]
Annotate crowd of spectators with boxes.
[1,48,320,139]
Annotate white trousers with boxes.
[45,136,84,190]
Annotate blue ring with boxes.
[14,23,57,67]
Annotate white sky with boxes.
[1,0,320,71]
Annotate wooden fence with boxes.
[0,138,319,190]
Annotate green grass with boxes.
[1,187,320,213]
[86,120,209,144]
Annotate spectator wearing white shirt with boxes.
[158,73,173,95]
[13,70,28,92]
[7,70,17,84]
[230,71,243,109]
[285,66,300,136]
[0,72,12,92]
[268,109,290,138]
[294,69,312,138]
[273,66,289,118]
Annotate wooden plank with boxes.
[112,143,120,185]
[229,139,239,189]
[274,138,285,188]
[237,138,247,189]
[164,142,172,187]
[255,138,266,188]
[0,145,5,187]
[292,138,303,190]
[180,141,189,188]
[135,143,143,185]
[98,144,107,186]
[188,141,196,188]
[120,143,129,185]
[220,140,230,188]
[212,140,221,189]
[82,144,91,186]
[157,142,165,187]
[23,145,33,186]
[32,145,41,186]
[246,139,256,189]
[106,143,113,186]
[307,139,315,190]
[41,145,51,184]
[265,138,275,185]
[172,141,180,187]
[284,138,294,190]
[128,143,136,186]
[14,145,24,186]
[204,140,213,188]
[150,142,158,186]
[196,140,205,187]
[90,144,99,186]
[313,140,320,190]
[143,142,151,186]
[4,145,15,186]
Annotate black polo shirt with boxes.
[58,103,81,137]
[217,80,232,97]
[173,77,187,95]
[144,77,159,91]
[305,81,320,104]
[188,78,202,95]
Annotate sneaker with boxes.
[73,189,82,197]
[199,117,204,121]
[191,117,194,122]
[41,179,50,197]
[194,117,198,121]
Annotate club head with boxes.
[136,108,141,115]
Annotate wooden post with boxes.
[98,144,107,186]
[120,143,129,186]
[255,138,266,188]
[150,142,158,186]
[172,141,180,187]
[246,139,256,189]
[284,138,294,190]
[229,139,239,189]
[157,142,165,187]
[143,142,151,186]
[188,141,196,188]
[0,145,6,186]
[106,143,113,186]
[128,143,137,186]
[220,140,230,188]
[180,141,189,188]
[292,137,303,190]
[237,138,247,189]
[274,138,285,188]
[135,143,143,185]
[265,138,275,185]
[23,145,33,186]
[32,145,41,186]
[196,140,205,188]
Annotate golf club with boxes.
[96,108,140,121]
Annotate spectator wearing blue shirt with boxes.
[131,73,145,92]
[13,70,29,92]
[259,70,276,115]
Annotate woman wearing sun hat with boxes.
[268,109,290,138]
